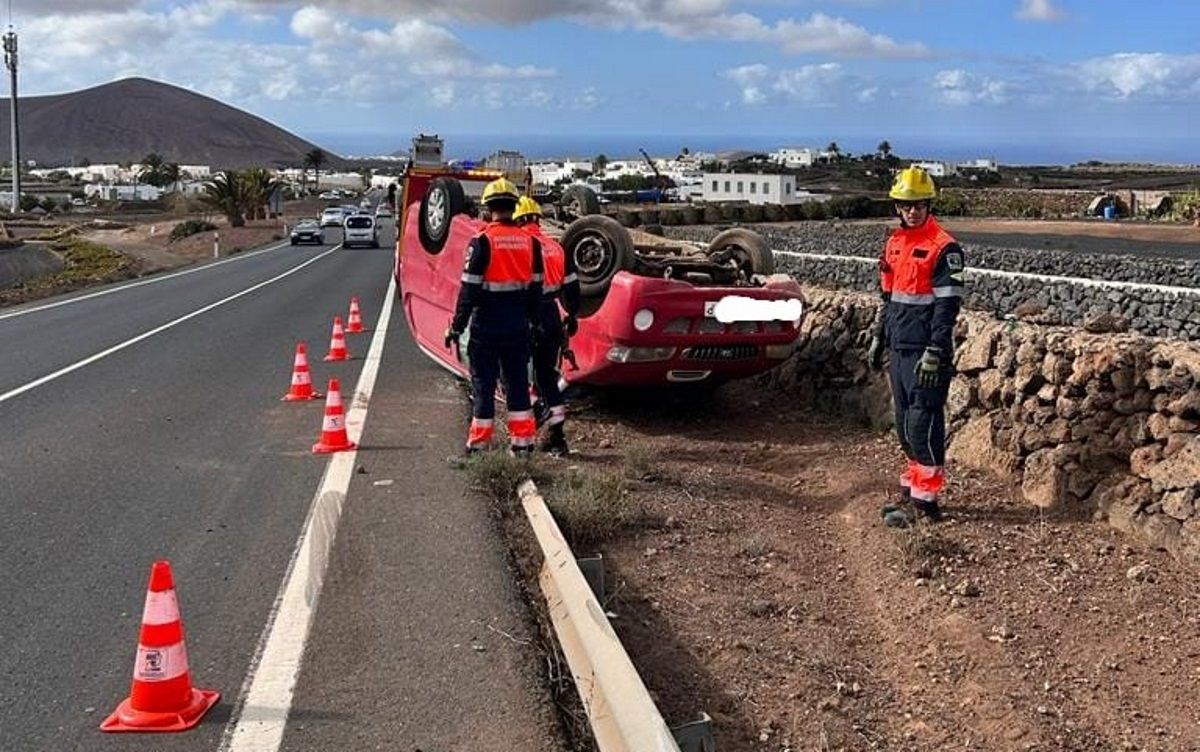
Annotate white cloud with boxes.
[1015,0,1065,22]
[239,1,929,58]
[1072,52,1200,100]
[932,68,1009,105]
[430,82,456,107]
[722,62,854,106]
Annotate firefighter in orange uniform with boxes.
[867,166,966,527]
[513,197,581,455]
[445,178,544,454]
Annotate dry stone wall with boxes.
[769,286,1200,565]
[666,223,1200,339]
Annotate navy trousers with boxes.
[469,339,532,420]
[531,305,565,419]
[889,348,951,468]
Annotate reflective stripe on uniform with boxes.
[562,272,578,285]
[891,291,935,305]
[481,280,529,291]
[461,273,483,284]
[933,285,964,298]
[542,284,561,294]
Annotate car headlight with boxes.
[633,309,654,332]
[606,346,676,363]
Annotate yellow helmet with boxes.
[889,166,937,201]
[513,196,543,222]
[481,177,520,205]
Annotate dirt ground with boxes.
[83,219,286,272]
[558,381,1200,752]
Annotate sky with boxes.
[8,0,1200,163]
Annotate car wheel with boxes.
[560,185,601,220]
[707,227,775,277]
[290,239,297,245]
[560,215,635,313]
[418,177,466,254]
[371,240,380,248]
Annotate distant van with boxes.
[343,214,379,248]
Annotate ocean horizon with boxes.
[305,131,1200,168]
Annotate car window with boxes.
[346,217,374,228]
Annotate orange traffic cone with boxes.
[312,377,357,453]
[346,296,365,334]
[281,342,322,401]
[323,316,350,362]
[100,561,220,733]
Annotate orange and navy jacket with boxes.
[452,220,544,344]
[879,215,965,353]
[522,224,580,318]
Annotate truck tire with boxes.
[708,227,774,277]
[561,215,635,308]
[560,185,601,218]
[418,177,466,254]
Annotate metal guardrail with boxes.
[518,480,684,752]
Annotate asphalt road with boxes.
[0,211,563,752]
[0,222,373,751]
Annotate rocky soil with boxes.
[560,382,1200,752]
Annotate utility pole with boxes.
[3,26,18,213]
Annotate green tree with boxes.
[877,140,892,160]
[825,141,842,162]
[161,163,182,193]
[593,153,609,173]
[201,171,250,227]
[304,148,327,191]
[240,168,281,221]
[137,153,172,187]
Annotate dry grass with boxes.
[545,469,637,547]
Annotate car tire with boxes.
[560,185,601,219]
[290,239,297,245]
[707,227,775,277]
[418,177,466,254]
[371,240,380,248]
[560,215,635,311]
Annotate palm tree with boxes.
[241,168,281,220]
[825,141,842,162]
[138,153,169,187]
[201,171,249,227]
[161,163,182,194]
[304,149,326,192]
[877,140,892,160]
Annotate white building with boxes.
[701,172,806,205]
[910,160,958,178]
[958,158,999,172]
[84,183,163,201]
[771,148,816,169]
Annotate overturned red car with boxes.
[395,163,805,388]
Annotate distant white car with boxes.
[320,207,346,227]
[374,204,393,219]
[318,191,339,200]
[343,214,379,248]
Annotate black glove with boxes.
[444,327,460,349]
[916,346,943,389]
[867,335,885,371]
[563,315,578,337]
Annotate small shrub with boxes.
[169,219,217,242]
[933,191,969,216]
[741,534,773,558]
[546,470,633,545]
[462,450,550,505]
[621,444,656,481]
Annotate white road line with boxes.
[0,246,342,405]
[0,239,297,322]
[773,249,1200,296]
[220,273,396,752]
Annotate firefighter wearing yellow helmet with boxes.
[445,177,544,454]
[868,165,967,528]
[513,196,580,455]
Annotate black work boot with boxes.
[881,486,912,522]
[539,423,569,456]
[914,500,943,522]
